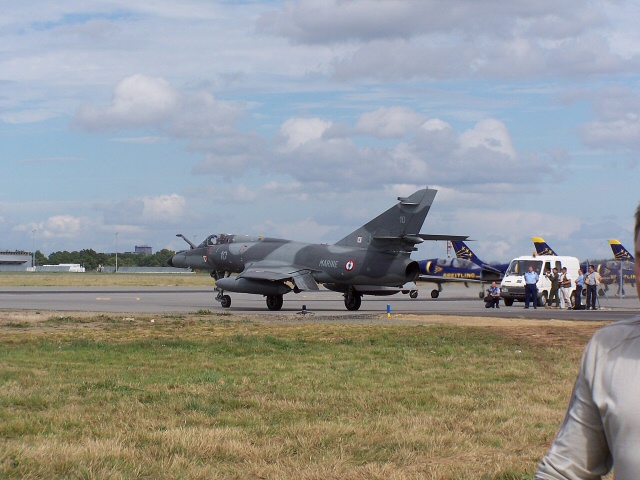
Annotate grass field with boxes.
[0,308,605,479]
[0,272,214,287]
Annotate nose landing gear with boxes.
[213,270,232,308]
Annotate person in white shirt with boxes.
[536,203,640,479]
[584,264,601,310]
[558,267,573,310]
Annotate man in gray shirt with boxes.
[536,204,640,479]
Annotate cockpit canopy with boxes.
[200,234,231,247]
[198,234,263,248]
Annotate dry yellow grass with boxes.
[0,311,607,479]
[0,272,214,287]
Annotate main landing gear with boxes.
[266,295,284,311]
[344,289,362,311]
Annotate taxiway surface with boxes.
[0,284,636,321]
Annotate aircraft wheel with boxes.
[220,295,231,308]
[266,295,284,311]
[504,298,514,307]
[409,290,418,299]
[430,289,440,299]
[344,294,362,311]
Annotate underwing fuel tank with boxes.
[215,277,292,296]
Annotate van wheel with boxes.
[504,298,514,307]
[538,291,548,307]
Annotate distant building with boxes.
[0,250,32,271]
[135,245,153,255]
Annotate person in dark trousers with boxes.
[485,281,501,308]
[545,267,560,308]
[584,264,601,310]
[524,265,539,309]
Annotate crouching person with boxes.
[485,281,501,308]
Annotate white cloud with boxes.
[260,0,640,81]
[101,194,187,226]
[13,215,86,239]
[75,74,249,156]
[579,86,640,150]
[270,112,551,191]
[278,117,333,152]
[142,194,186,222]
[74,74,180,130]
[355,107,426,138]
[458,119,516,159]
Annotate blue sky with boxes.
[1,0,639,263]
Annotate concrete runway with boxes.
[0,284,636,321]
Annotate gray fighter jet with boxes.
[168,188,467,311]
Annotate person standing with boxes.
[535,206,640,479]
[584,264,601,310]
[559,266,573,310]
[573,268,584,310]
[524,265,539,309]
[545,267,560,309]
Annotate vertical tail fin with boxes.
[334,188,437,250]
[452,240,484,266]
[608,239,635,261]
[532,237,558,256]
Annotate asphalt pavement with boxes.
[0,283,636,321]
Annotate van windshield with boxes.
[506,259,542,276]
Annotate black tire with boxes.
[430,290,440,299]
[266,295,283,311]
[538,291,548,307]
[220,295,231,308]
[344,294,362,311]
[409,290,418,299]
[504,298,514,307]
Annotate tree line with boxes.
[34,249,176,271]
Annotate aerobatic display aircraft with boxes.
[607,239,636,290]
[417,240,507,298]
[168,188,467,311]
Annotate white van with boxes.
[500,255,580,307]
